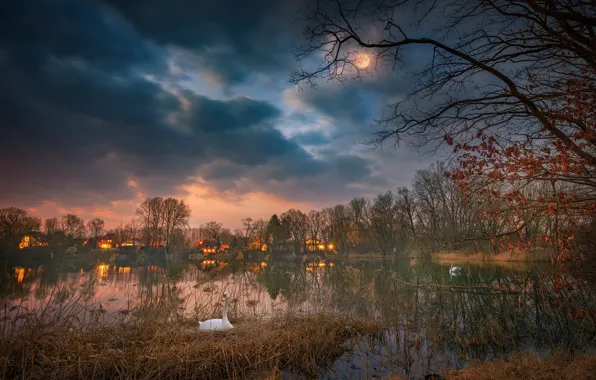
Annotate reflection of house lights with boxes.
[96,264,110,279]
[121,240,141,247]
[14,267,25,283]
[318,262,326,267]
[118,267,131,274]
[201,259,217,268]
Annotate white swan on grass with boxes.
[449,264,463,276]
[199,291,233,331]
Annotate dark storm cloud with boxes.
[0,0,162,73]
[104,0,306,86]
[291,130,331,146]
[183,93,281,134]
[194,152,378,203]
[0,0,384,208]
[297,86,372,124]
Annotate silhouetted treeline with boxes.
[2,161,593,256]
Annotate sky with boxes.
[0,0,435,230]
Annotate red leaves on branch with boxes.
[444,78,595,261]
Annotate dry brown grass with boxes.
[0,313,382,380]
[432,249,552,264]
[447,352,596,380]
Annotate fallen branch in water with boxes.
[393,278,520,294]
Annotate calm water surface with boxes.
[2,256,595,379]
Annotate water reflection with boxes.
[14,267,25,283]
[0,258,595,378]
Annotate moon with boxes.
[354,53,370,69]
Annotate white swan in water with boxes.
[199,291,233,331]
[449,264,462,276]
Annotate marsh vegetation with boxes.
[1,256,595,379]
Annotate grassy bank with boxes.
[445,352,596,380]
[0,312,382,379]
[431,249,552,263]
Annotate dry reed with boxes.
[0,312,382,379]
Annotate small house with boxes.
[18,232,48,249]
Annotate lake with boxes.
[2,256,595,379]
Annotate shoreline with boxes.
[429,250,552,263]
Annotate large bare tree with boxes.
[307,210,324,250]
[86,218,105,240]
[292,0,595,161]
[161,197,191,249]
[369,191,398,256]
[281,209,310,254]
[0,208,41,248]
[292,0,596,253]
[135,197,164,247]
[61,214,86,240]
[203,221,224,241]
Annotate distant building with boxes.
[305,239,335,252]
[19,232,48,249]
[97,233,119,249]
[121,240,144,248]
[196,239,220,254]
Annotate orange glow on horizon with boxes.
[19,181,321,232]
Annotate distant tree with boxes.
[219,228,234,245]
[61,214,86,240]
[44,217,59,235]
[125,218,141,243]
[307,210,324,250]
[183,227,203,248]
[43,217,63,247]
[281,209,309,254]
[114,223,127,245]
[0,207,41,248]
[348,197,370,251]
[396,187,418,242]
[266,214,284,251]
[326,205,352,254]
[135,197,164,247]
[369,192,398,256]
[254,218,270,251]
[240,217,256,247]
[161,197,191,249]
[86,218,105,240]
[203,221,224,241]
